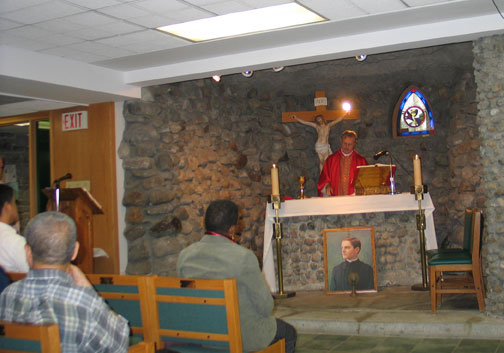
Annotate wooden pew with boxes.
[145,276,285,353]
[0,321,61,353]
[86,274,153,343]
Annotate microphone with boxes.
[373,150,389,160]
[53,173,72,184]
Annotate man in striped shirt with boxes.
[0,211,129,353]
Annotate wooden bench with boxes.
[0,321,62,353]
[86,274,153,343]
[145,276,285,353]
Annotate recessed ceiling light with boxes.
[212,75,221,82]
[272,66,285,72]
[242,70,254,78]
[157,3,326,42]
[355,54,367,62]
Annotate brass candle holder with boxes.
[270,194,295,299]
[410,184,429,291]
[298,176,307,199]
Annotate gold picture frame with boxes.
[323,227,378,294]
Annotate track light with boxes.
[355,54,367,62]
[272,66,284,72]
[242,70,254,78]
[212,75,221,82]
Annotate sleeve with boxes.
[317,158,332,197]
[83,291,130,353]
[2,233,29,273]
[240,252,274,317]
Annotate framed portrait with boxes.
[323,227,377,294]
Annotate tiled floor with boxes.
[296,334,504,353]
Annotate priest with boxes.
[317,130,368,196]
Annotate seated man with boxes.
[177,200,297,353]
[0,184,29,272]
[0,211,129,353]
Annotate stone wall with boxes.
[473,34,504,318]
[120,42,481,285]
[0,127,30,231]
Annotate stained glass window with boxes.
[393,86,435,138]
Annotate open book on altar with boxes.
[355,164,396,195]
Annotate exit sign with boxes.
[62,111,88,131]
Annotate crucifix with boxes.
[282,90,360,171]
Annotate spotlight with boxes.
[342,102,352,112]
[272,66,284,72]
[355,54,367,62]
[212,75,221,82]
[242,70,254,78]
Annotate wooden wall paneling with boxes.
[50,103,119,273]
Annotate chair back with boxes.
[146,277,243,353]
[470,209,483,263]
[6,272,27,282]
[86,274,152,342]
[0,321,61,353]
[462,208,473,251]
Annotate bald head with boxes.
[25,212,77,265]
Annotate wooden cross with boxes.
[282,90,360,122]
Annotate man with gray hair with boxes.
[0,212,130,352]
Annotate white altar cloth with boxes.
[263,192,437,292]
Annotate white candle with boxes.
[413,154,423,187]
[271,164,280,196]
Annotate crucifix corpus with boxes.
[282,90,360,171]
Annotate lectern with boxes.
[43,187,103,273]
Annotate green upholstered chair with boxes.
[145,276,285,353]
[426,208,472,259]
[428,209,485,313]
[0,321,61,353]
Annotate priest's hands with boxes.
[325,184,334,196]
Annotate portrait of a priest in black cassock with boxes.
[329,237,374,291]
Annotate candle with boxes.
[413,154,422,187]
[271,164,280,196]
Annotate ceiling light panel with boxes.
[157,3,326,42]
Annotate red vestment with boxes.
[317,149,368,196]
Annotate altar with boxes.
[263,193,437,292]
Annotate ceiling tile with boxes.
[200,1,253,15]
[5,0,86,25]
[299,0,366,20]
[63,11,119,26]
[0,18,25,31]
[33,18,87,33]
[0,35,56,51]
[97,3,152,19]
[3,25,55,39]
[67,41,137,58]
[133,0,191,13]
[352,0,406,13]
[404,0,453,6]
[238,0,291,9]
[0,0,51,14]
[63,0,123,10]
[35,33,84,47]
[126,14,176,27]
[40,45,110,62]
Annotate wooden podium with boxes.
[43,187,103,273]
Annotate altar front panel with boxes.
[263,193,437,292]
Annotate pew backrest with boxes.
[0,321,61,353]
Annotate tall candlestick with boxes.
[271,164,280,195]
[413,154,422,187]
